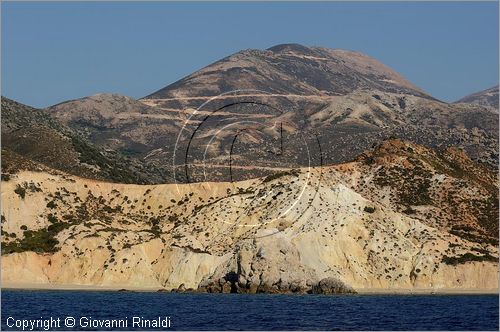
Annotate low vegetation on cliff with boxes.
[1,139,498,293]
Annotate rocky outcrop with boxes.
[311,278,356,294]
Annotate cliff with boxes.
[2,140,498,293]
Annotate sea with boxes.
[1,290,498,331]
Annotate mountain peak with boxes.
[145,44,429,101]
[266,43,313,54]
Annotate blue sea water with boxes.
[1,290,498,331]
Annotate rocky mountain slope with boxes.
[46,45,498,183]
[2,140,497,293]
[145,43,430,102]
[1,97,168,184]
[455,85,499,109]
[48,93,182,156]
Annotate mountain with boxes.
[2,140,497,292]
[455,85,499,109]
[1,97,167,184]
[48,93,183,157]
[47,44,498,184]
[145,43,430,102]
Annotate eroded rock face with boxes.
[197,236,318,294]
[197,249,357,294]
[1,140,498,293]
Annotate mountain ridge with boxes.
[1,97,169,184]
[455,85,499,109]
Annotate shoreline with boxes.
[2,282,498,295]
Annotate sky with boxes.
[1,1,498,108]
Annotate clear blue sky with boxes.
[2,1,498,108]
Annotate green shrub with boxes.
[14,185,26,199]
[363,206,376,213]
[47,214,58,224]
[2,229,58,254]
[1,222,72,254]
[263,169,300,183]
[442,252,497,265]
